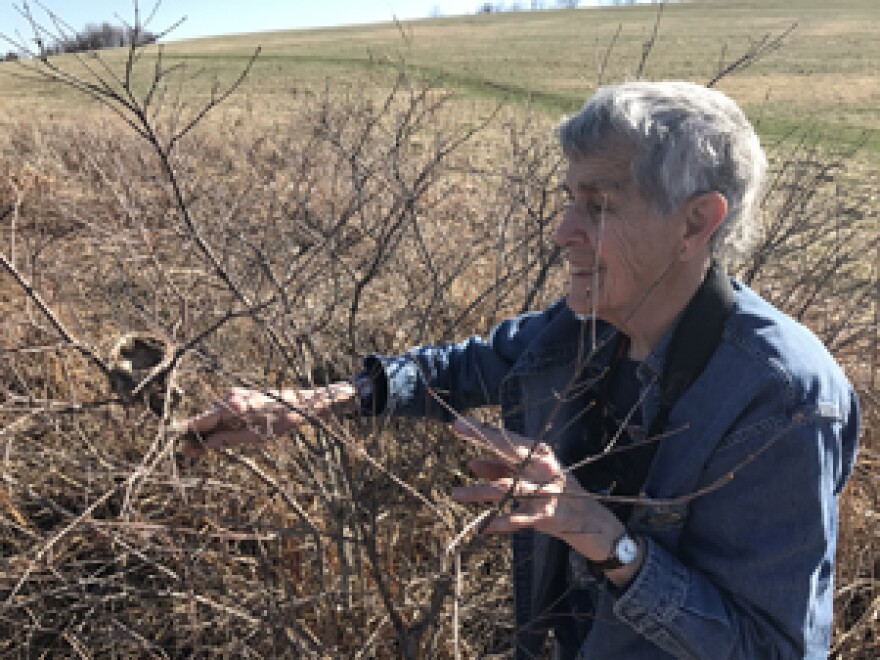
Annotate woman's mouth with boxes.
[569,265,601,279]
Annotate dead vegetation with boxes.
[1,6,877,658]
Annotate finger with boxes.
[482,512,544,534]
[189,387,261,432]
[451,482,511,504]
[453,417,531,463]
[468,459,514,480]
[200,429,264,451]
[454,418,560,484]
[187,404,228,435]
[223,387,253,412]
[181,433,207,457]
[179,426,260,457]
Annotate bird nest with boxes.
[107,332,179,414]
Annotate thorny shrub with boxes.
[1,20,878,660]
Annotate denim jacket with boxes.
[367,280,860,659]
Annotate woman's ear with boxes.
[680,191,728,260]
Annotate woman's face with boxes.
[554,149,685,328]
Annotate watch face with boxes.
[616,536,639,564]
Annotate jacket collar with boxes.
[507,301,621,379]
[637,318,676,386]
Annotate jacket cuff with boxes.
[356,355,390,415]
[611,537,690,633]
[364,351,438,416]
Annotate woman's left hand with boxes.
[451,416,626,564]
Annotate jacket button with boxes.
[648,511,683,525]
[624,604,643,618]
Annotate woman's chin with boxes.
[565,294,593,317]
[565,294,615,325]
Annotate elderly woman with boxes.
[188,82,859,659]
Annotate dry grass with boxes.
[0,84,568,655]
[1,87,877,659]
[0,2,878,657]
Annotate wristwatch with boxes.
[593,531,641,572]
[351,372,374,401]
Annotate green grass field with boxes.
[2,0,879,156]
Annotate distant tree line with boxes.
[477,0,576,12]
[47,22,157,55]
[2,22,156,61]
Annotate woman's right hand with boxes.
[181,383,357,456]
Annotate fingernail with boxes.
[451,486,468,501]
[453,417,476,436]
[169,420,188,434]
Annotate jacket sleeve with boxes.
[363,300,568,422]
[610,388,860,659]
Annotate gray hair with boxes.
[557,81,767,267]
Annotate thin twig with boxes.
[707,23,797,88]
[1,253,111,378]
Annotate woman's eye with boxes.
[561,187,611,220]
[584,200,609,220]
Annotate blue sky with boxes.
[0,1,661,46]
[0,1,525,44]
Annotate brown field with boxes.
[1,0,878,657]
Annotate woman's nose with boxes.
[554,205,585,248]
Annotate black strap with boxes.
[649,261,735,439]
